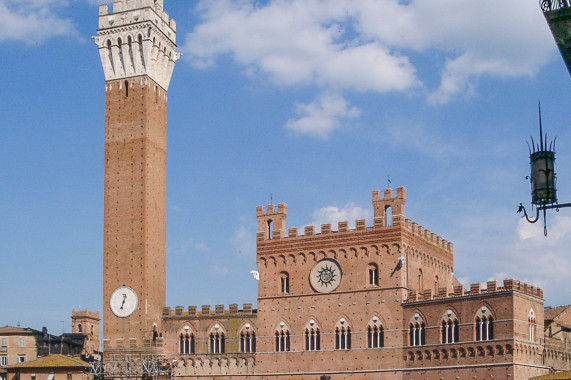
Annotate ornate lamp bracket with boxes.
[517,103,570,236]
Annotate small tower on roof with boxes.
[372,187,406,227]
[257,203,288,240]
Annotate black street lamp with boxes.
[518,104,571,235]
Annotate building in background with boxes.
[3,354,90,380]
[0,310,99,373]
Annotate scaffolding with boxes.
[90,351,172,380]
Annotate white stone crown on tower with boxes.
[94,0,179,90]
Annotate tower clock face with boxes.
[110,286,138,318]
[310,259,342,293]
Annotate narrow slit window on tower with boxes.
[267,220,273,239]
[385,206,392,226]
[125,80,129,97]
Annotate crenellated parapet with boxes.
[162,304,256,318]
[255,188,450,254]
[94,0,179,90]
[405,279,544,303]
[403,218,454,253]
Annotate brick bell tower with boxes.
[94,0,178,351]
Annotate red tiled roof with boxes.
[531,371,571,379]
[0,326,41,335]
[545,305,571,321]
[4,355,88,370]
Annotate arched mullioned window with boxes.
[475,306,494,341]
[275,322,290,352]
[179,326,195,354]
[409,313,425,346]
[529,309,536,342]
[441,310,460,344]
[304,320,320,351]
[367,316,384,348]
[239,323,256,353]
[335,319,351,350]
[368,263,379,286]
[280,272,290,294]
[208,324,225,354]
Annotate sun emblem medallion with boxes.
[310,259,342,293]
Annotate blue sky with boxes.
[1,0,570,335]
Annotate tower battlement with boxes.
[95,0,179,90]
[256,203,287,241]
[405,278,543,303]
[256,187,451,253]
[98,1,176,31]
[162,304,256,318]
[372,187,406,227]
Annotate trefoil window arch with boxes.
[304,320,320,351]
[441,310,459,344]
[239,323,256,353]
[529,309,536,342]
[335,318,351,350]
[409,313,425,346]
[209,324,225,354]
[367,316,384,348]
[275,322,290,352]
[475,306,494,341]
[179,327,195,354]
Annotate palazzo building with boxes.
[93,1,571,379]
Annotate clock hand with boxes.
[120,294,127,310]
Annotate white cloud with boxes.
[0,0,77,44]
[311,202,371,231]
[285,92,360,138]
[183,0,420,92]
[183,0,555,107]
[491,216,571,306]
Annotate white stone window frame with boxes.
[275,321,291,352]
[239,322,256,353]
[475,306,494,341]
[304,319,320,351]
[208,323,226,354]
[178,325,196,355]
[441,309,460,344]
[280,272,290,294]
[529,308,536,342]
[367,316,384,348]
[335,318,351,350]
[368,263,379,286]
[408,313,426,347]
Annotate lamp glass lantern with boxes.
[530,150,557,206]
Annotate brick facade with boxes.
[156,188,569,380]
